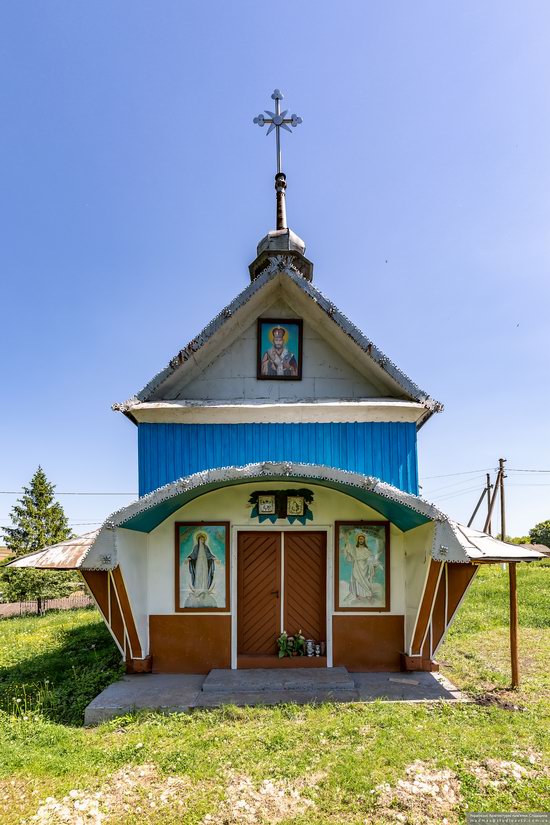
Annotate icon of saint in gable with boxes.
[261,326,298,377]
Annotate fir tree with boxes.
[0,467,77,613]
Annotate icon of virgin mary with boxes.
[184,531,218,607]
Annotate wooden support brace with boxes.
[509,561,519,688]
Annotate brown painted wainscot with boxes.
[149,615,231,674]
[332,615,404,671]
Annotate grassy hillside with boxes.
[439,561,550,702]
[0,607,123,725]
[0,562,548,824]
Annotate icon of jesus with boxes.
[343,532,383,604]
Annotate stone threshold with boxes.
[84,669,467,725]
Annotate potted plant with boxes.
[277,631,291,658]
[276,629,306,657]
[294,630,306,656]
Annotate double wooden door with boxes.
[237,531,326,655]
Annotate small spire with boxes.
[253,89,302,230]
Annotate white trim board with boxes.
[124,399,427,425]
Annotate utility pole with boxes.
[499,458,506,541]
[468,485,488,528]
[486,473,493,535]
[483,467,502,534]
[499,456,519,688]
[468,472,495,530]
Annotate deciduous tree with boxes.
[529,520,550,549]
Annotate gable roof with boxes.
[116,257,443,425]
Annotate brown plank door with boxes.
[284,532,326,643]
[237,532,281,655]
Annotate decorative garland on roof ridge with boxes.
[263,254,303,278]
[112,397,140,413]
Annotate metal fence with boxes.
[0,592,94,619]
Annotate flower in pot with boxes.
[276,631,292,658]
[294,630,306,656]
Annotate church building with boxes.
[10,90,542,677]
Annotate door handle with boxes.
[270,590,279,598]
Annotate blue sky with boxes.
[1,1,549,536]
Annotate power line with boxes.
[420,484,482,503]
[433,486,482,502]
[420,468,493,480]
[507,482,550,487]
[1,520,104,523]
[0,491,136,496]
[1,521,104,529]
[422,475,489,495]
[421,466,550,484]
[508,468,550,474]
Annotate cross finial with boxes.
[253,89,302,175]
[253,89,303,229]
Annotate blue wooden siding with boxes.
[138,422,418,497]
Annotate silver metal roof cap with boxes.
[256,228,306,256]
[249,227,313,282]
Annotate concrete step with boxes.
[192,688,359,708]
[202,667,355,693]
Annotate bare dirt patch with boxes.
[1,777,40,821]
[373,760,462,825]
[30,764,194,824]
[30,768,316,825]
[474,689,526,711]
[470,759,533,789]
[202,773,314,824]
[512,747,544,767]
[469,755,549,790]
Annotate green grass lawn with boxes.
[0,563,548,824]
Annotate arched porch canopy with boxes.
[8,462,544,571]
[114,462,436,534]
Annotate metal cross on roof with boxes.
[253,89,302,175]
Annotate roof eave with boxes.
[112,398,438,429]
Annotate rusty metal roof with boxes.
[6,530,100,570]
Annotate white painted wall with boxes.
[175,298,386,402]
[117,528,149,657]
[146,482,407,620]
[114,483,436,663]
[83,529,116,570]
[403,522,435,652]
